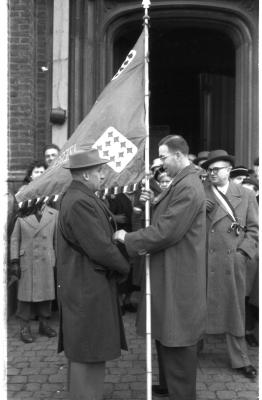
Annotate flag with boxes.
[16,30,146,204]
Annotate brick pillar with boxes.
[35,0,53,160]
[8,0,36,192]
[8,0,53,193]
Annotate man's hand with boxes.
[206,199,216,213]
[9,262,21,279]
[113,230,127,243]
[114,214,128,224]
[140,188,155,203]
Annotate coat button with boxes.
[211,229,214,233]
[209,249,214,253]
[57,285,61,288]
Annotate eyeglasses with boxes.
[207,166,229,174]
[159,155,169,161]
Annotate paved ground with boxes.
[6,311,258,400]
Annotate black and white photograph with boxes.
[4,1,259,399]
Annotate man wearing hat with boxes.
[56,148,130,399]
[202,150,258,379]
[194,150,209,167]
[194,151,209,181]
[230,165,250,185]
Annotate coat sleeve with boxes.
[125,182,204,257]
[10,218,21,262]
[238,190,258,259]
[67,198,130,275]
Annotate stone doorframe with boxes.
[96,1,258,166]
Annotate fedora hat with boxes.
[194,151,209,165]
[230,165,249,179]
[63,148,108,170]
[150,158,163,171]
[201,149,234,170]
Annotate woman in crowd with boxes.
[10,160,58,343]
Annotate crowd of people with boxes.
[7,137,259,400]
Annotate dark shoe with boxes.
[20,326,33,343]
[245,333,258,347]
[39,323,57,338]
[237,365,257,379]
[152,385,168,397]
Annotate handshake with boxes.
[113,229,127,243]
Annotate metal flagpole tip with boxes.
[142,0,151,8]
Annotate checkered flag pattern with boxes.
[93,127,137,173]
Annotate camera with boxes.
[153,165,165,182]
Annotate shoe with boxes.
[152,385,168,397]
[39,323,57,338]
[20,326,33,343]
[237,365,257,379]
[245,333,258,347]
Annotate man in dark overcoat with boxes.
[202,150,258,379]
[56,148,130,400]
[114,135,207,400]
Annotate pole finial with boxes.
[142,0,151,8]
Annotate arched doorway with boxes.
[113,25,235,160]
[68,1,257,165]
[103,2,257,165]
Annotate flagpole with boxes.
[142,1,152,400]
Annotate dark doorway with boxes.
[113,22,235,160]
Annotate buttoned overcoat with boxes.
[10,206,58,302]
[56,181,130,363]
[125,164,207,347]
[204,181,258,336]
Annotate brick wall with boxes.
[35,0,53,161]
[8,0,53,193]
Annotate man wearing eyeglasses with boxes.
[114,135,207,400]
[202,150,258,379]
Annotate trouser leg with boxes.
[226,333,251,368]
[245,297,258,332]
[158,342,197,400]
[16,301,32,326]
[155,340,168,389]
[68,359,105,400]
[36,300,52,325]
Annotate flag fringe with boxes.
[17,181,142,214]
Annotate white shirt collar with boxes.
[216,181,229,195]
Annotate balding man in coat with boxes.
[114,135,207,400]
[56,149,130,400]
[202,150,258,379]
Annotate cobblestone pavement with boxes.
[7,311,258,400]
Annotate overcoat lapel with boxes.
[71,181,117,232]
[34,206,55,236]
[207,181,242,225]
[96,197,117,232]
[153,165,194,206]
[226,182,242,215]
[24,214,40,230]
